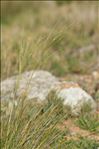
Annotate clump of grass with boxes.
[1,99,60,148]
[75,102,99,133]
[1,92,69,149]
[61,137,99,149]
[75,114,99,133]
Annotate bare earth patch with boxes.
[58,116,99,141]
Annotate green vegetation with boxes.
[1,1,99,80]
[76,114,99,133]
[1,1,99,148]
[1,94,99,149]
[1,96,65,148]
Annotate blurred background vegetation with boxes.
[1,1,99,80]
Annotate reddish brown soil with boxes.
[58,115,99,141]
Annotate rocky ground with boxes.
[60,71,99,111]
[1,70,97,115]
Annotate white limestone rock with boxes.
[55,82,96,114]
[1,70,96,114]
[1,70,58,101]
